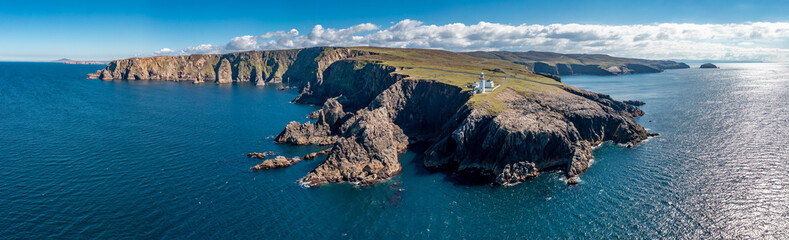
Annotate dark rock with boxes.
[700,63,718,69]
[624,100,646,106]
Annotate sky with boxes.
[2,0,789,61]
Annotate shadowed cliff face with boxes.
[423,86,647,184]
[88,47,650,186]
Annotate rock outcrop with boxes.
[700,63,718,69]
[275,98,346,145]
[298,108,409,186]
[251,156,301,170]
[423,86,647,184]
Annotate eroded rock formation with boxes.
[251,156,301,170]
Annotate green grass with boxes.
[346,47,566,115]
[463,50,686,70]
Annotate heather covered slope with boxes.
[89,47,650,186]
[463,50,689,76]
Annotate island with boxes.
[700,63,718,68]
[88,47,653,186]
[463,51,689,77]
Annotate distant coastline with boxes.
[52,58,107,65]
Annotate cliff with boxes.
[462,51,689,76]
[86,47,370,85]
[89,47,652,186]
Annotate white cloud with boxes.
[153,20,789,61]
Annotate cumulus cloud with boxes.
[154,20,789,61]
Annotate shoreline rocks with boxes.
[251,156,301,170]
[247,152,267,158]
[301,148,333,160]
[298,108,409,186]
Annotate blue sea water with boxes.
[1,62,787,239]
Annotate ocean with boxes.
[1,62,787,239]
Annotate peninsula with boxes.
[463,51,689,77]
[88,47,653,186]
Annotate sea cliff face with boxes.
[87,47,370,85]
[424,86,647,184]
[90,47,650,186]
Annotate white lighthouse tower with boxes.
[478,72,486,93]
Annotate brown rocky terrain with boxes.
[89,47,653,186]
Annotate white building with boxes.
[472,72,495,94]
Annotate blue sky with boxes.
[2,0,789,61]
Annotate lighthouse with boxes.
[478,72,486,93]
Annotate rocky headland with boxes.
[89,47,653,186]
[463,51,689,76]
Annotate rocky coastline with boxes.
[89,47,653,186]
